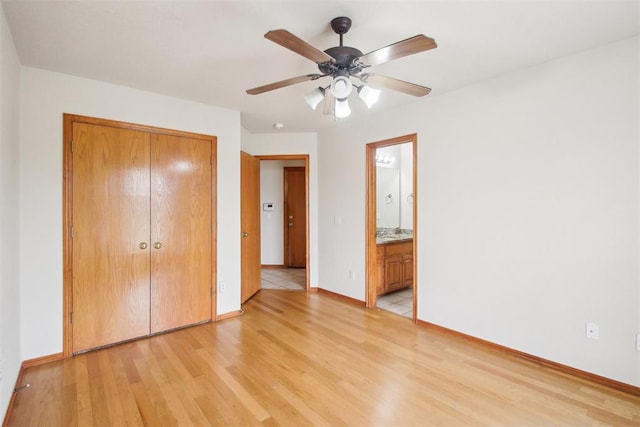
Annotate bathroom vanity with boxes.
[376,237,413,296]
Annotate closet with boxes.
[64,114,216,354]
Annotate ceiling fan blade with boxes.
[323,92,336,115]
[246,74,325,95]
[357,35,437,67]
[362,74,431,97]
[265,29,334,64]
[323,92,335,115]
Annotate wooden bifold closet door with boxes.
[71,123,152,351]
[66,115,216,354]
[149,133,212,333]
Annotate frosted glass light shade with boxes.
[304,87,325,110]
[358,85,381,108]
[330,76,353,99]
[335,98,351,118]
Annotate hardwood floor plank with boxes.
[6,290,640,426]
[106,349,145,426]
[74,356,94,425]
[94,350,127,425]
[129,381,163,426]
[133,347,180,425]
[210,362,271,422]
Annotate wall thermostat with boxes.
[263,202,275,211]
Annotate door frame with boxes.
[365,134,418,321]
[63,114,218,357]
[257,155,311,291]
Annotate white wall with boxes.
[19,67,242,360]
[0,4,21,416]
[241,131,319,287]
[260,159,305,265]
[318,37,639,386]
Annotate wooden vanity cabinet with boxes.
[376,245,386,295]
[402,254,413,287]
[377,240,413,295]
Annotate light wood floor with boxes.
[6,290,640,426]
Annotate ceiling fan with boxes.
[246,17,437,118]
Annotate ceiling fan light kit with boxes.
[247,16,437,119]
[330,75,353,99]
[357,85,382,109]
[304,87,326,110]
[334,98,351,119]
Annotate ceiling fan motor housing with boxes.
[320,17,365,77]
[320,46,364,76]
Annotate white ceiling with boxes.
[3,1,638,133]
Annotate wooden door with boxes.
[71,123,151,352]
[150,134,212,333]
[241,151,261,302]
[284,167,306,268]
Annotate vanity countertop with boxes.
[376,233,413,245]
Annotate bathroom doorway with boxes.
[365,134,417,321]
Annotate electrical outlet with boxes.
[585,322,599,340]
[218,281,226,293]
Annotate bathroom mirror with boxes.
[376,142,413,230]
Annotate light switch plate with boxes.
[585,322,599,340]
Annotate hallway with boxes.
[260,268,305,290]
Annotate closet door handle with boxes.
[153,242,162,249]
[139,242,148,250]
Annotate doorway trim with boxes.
[256,154,311,291]
[365,134,418,321]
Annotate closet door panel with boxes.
[72,123,151,352]
[150,134,212,332]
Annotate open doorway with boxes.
[257,155,310,292]
[365,134,417,321]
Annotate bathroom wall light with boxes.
[376,154,394,164]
